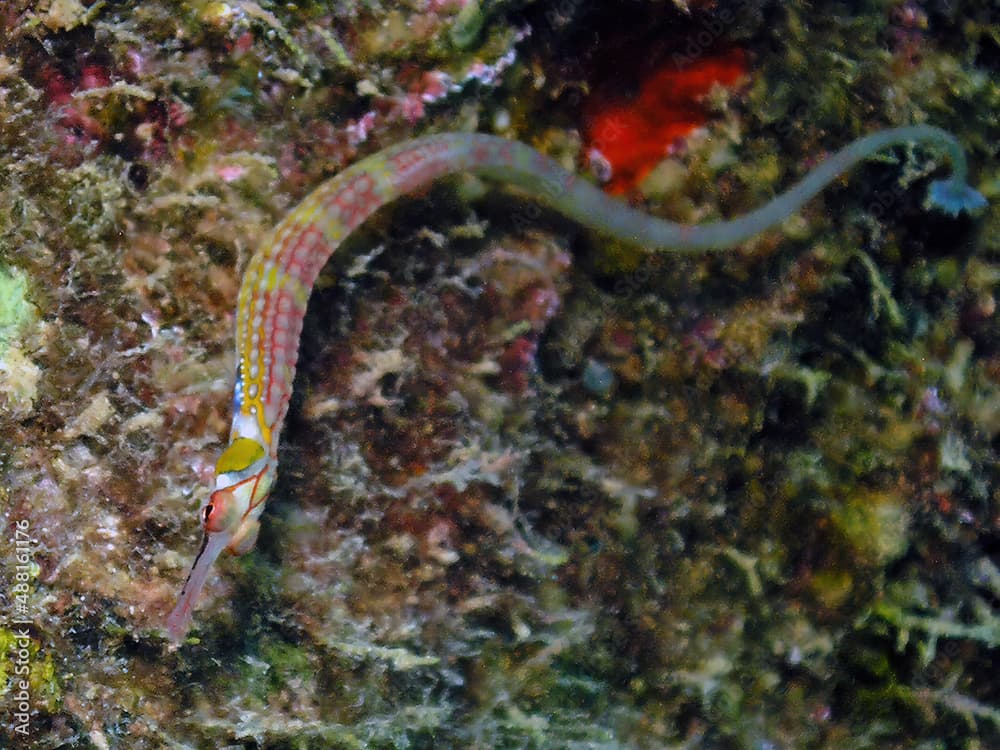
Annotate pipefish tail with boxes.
[165,126,985,641]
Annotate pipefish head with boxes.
[165,437,275,641]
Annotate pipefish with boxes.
[165,126,986,640]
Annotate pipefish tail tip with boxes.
[927,178,988,218]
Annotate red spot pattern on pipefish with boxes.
[234,134,572,449]
[238,224,331,444]
[386,145,428,175]
[323,171,384,233]
[497,141,515,164]
[472,138,515,169]
[262,286,298,438]
[471,141,495,165]
[282,224,331,284]
[387,139,455,195]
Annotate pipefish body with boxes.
[165,126,986,640]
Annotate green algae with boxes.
[0,265,40,415]
[0,628,61,713]
[449,0,485,49]
[831,489,912,567]
[0,264,34,353]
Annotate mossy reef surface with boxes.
[0,0,998,747]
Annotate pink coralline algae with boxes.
[41,62,108,147]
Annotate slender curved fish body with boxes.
[166,127,985,640]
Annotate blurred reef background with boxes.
[0,0,999,747]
